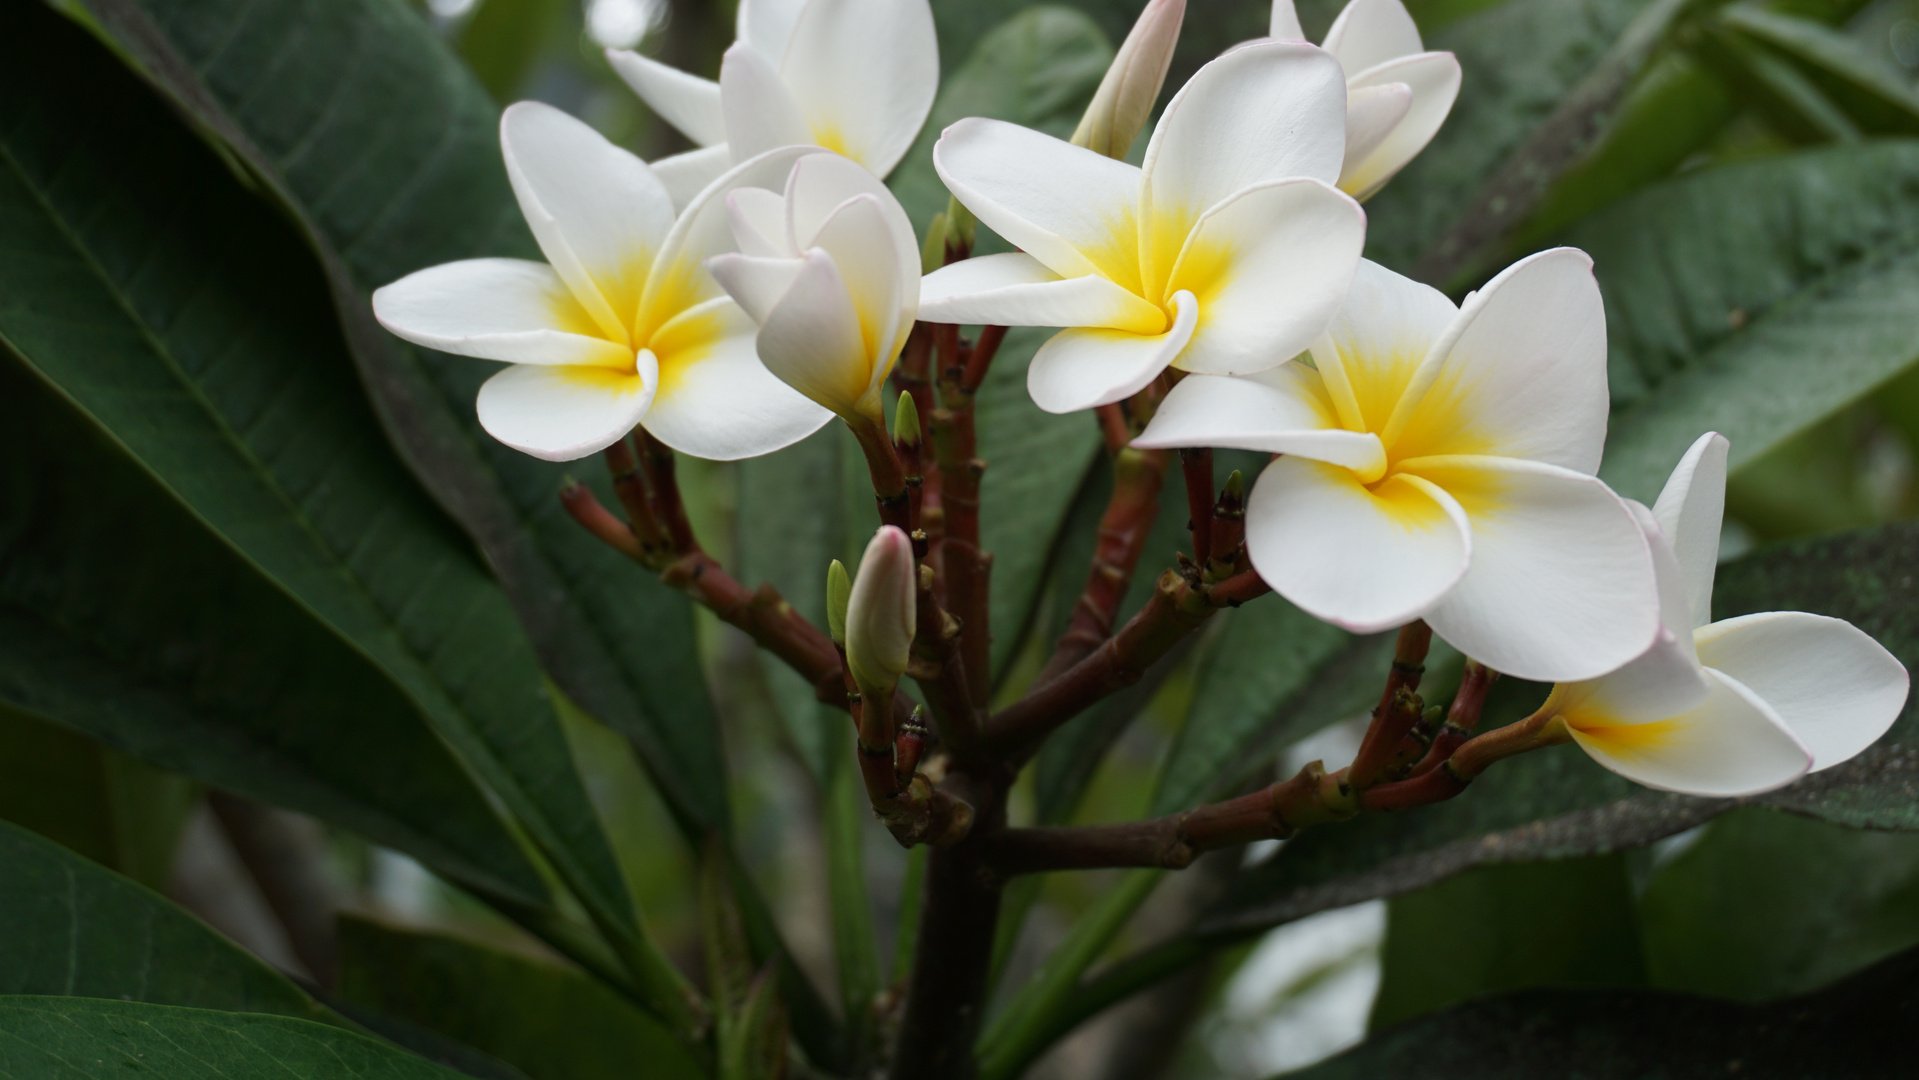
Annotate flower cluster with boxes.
[373,0,1904,801]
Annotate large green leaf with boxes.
[0,996,461,1079]
[1290,941,1919,1079]
[0,346,538,904]
[336,916,704,1080]
[0,821,333,1023]
[3,0,635,961]
[71,0,728,838]
[1583,141,1919,503]
[1640,807,1919,1002]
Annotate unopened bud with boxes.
[846,526,918,697]
[826,559,851,646]
[894,391,922,449]
[1072,0,1186,160]
[1221,469,1245,502]
[921,212,949,275]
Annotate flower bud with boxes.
[1072,0,1186,160]
[826,559,851,646]
[893,391,922,450]
[846,526,918,697]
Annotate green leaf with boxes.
[1370,854,1647,1030]
[4,0,638,964]
[1287,942,1919,1079]
[0,820,333,1023]
[1720,5,1919,136]
[1640,807,1919,1003]
[0,706,196,892]
[457,0,572,103]
[336,916,706,1080]
[72,0,729,839]
[1583,141,1919,503]
[0,996,463,1079]
[0,344,539,905]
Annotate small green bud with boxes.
[894,391,921,448]
[1222,469,1245,500]
[945,195,977,250]
[826,559,851,646]
[920,212,949,275]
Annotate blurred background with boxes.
[9,1,1919,1077]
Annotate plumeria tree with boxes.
[6,0,1919,1078]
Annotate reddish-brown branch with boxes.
[911,567,982,757]
[1408,661,1500,778]
[896,326,943,544]
[1037,447,1169,686]
[1206,470,1247,579]
[851,414,911,533]
[603,441,670,556]
[962,325,1007,393]
[633,427,698,556]
[1346,622,1435,790]
[931,325,991,706]
[1180,448,1213,568]
[1096,404,1131,453]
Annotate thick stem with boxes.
[897,326,944,546]
[851,412,911,533]
[931,327,991,705]
[1407,660,1499,778]
[1346,622,1435,790]
[634,427,699,557]
[1036,447,1168,686]
[663,553,844,702]
[912,565,983,756]
[1179,448,1213,570]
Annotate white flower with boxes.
[1543,432,1910,797]
[919,42,1367,415]
[705,153,920,424]
[846,525,918,697]
[606,0,937,206]
[1072,0,1186,160]
[371,102,831,462]
[1270,0,1461,200]
[1134,251,1659,682]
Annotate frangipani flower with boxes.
[1134,250,1659,682]
[1270,0,1461,200]
[606,0,937,206]
[1543,432,1909,797]
[920,41,1367,415]
[706,153,919,425]
[371,102,830,462]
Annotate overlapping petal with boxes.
[642,145,821,333]
[785,153,919,308]
[372,259,633,369]
[1167,177,1365,375]
[719,44,814,163]
[476,352,659,462]
[1696,612,1910,772]
[1651,431,1730,628]
[753,249,876,416]
[1341,51,1461,199]
[778,0,938,177]
[738,0,807,62]
[919,254,1164,331]
[604,50,726,146]
[650,144,734,212]
[1565,668,1812,797]
[642,298,831,459]
[1340,82,1412,179]
[1321,0,1424,76]
[1310,258,1457,434]
[1245,455,1470,633]
[1028,292,1198,414]
[1134,366,1386,475]
[1411,455,1659,682]
[808,193,907,390]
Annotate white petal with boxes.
[501,102,675,340]
[738,0,808,62]
[1270,0,1304,39]
[1322,0,1423,74]
[755,248,876,416]
[1027,291,1197,414]
[1140,41,1347,229]
[373,259,632,368]
[1696,612,1910,772]
[1245,455,1470,633]
[1412,456,1659,682]
[1568,668,1811,798]
[1341,82,1412,184]
[918,253,1163,332]
[651,145,734,214]
[726,187,792,256]
[475,354,657,462]
[1385,248,1608,473]
[642,145,819,334]
[1341,52,1461,200]
[1310,258,1457,434]
[1652,431,1730,628]
[784,153,920,309]
[720,43,814,161]
[1167,177,1366,375]
[604,48,726,147]
[934,118,1144,282]
[643,298,833,459]
[705,252,805,324]
[808,193,908,393]
[1133,366,1387,475]
[778,0,939,178]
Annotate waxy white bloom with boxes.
[372,103,831,462]
[1073,0,1186,160]
[706,153,920,423]
[846,525,918,695]
[606,0,937,206]
[1270,0,1461,200]
[920,42,1367,415]
[1543,433,1909,797]
[1135,251,1659,682]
